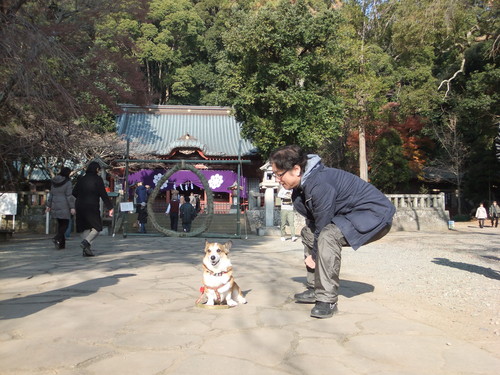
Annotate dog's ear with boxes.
[224,240,233,252]
[204,239,209,252]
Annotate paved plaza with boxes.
[0,224,499,374]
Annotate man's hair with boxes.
[86,161,100,173]
[269,145,308,172]
[59,167,71,178]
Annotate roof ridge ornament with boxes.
[179,133,197,141]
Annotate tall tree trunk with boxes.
[359,123,368,181]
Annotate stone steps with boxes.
[121,212,251,236]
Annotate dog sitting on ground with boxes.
[200,240,247,306]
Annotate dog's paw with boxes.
[238,296,247,304]
[227,299,238,307]
[205,300,215,306]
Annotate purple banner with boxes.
[128,169,247,198]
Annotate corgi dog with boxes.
[201,240,247,306]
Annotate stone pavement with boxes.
[0,229,499,375]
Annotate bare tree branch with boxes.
[438,58,465,98]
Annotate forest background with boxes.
[0,0,498,216]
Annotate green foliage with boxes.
[452,214,471,222]
[370,129,412,193]
[1,0,498,203]
[215,0,344,156]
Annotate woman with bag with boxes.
[46,167,75,250]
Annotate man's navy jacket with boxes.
[292,155,396,255]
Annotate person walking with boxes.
[269,145,395,319]
[72,162,114,257]
[278,186,297,241]
[46,167,75,250]
[489,201,499,228]
[180,196,196,232]
[135,181,151,233]
[166,191,180,231]
[475,203,488,228]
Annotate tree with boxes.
[215,0,344,156]
[133,0,206,104]
[335,0,395,179]
[370,128,411,192]
[0,0,147,189]
[430,114,470,214]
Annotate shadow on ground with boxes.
[291,276,374,298]
[0,273,135,320]
[432,257,500,280]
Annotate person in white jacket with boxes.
[278,186,297,242]
[475,203,488,228]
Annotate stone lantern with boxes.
[258,162,280,234]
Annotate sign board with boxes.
[0,193,18,215]
[119,202,134,212]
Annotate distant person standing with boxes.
[135,181,151,206]
[194,194,201,214]
[489,201,499,228]
[475,203,488,228]
[189,192,196,210]
[180,196,196,232]
[46,167,75,250]
[72,162,114,256]
[135,181,151,233]
[166,191,180,231]
[137,202,148,233]
[278,186,297,242]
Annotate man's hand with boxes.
[304,255,316,269]
[108,208,114,217]
[70,208,76,216]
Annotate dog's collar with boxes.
[203,263,232,276]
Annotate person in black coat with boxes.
[72,162,114,257]
[269,145,395,319]
[179,196,196,232]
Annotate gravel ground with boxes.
[340,221,500,353]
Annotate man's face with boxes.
[271,163,301,190]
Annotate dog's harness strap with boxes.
[201,276,234,303]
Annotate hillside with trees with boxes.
[1,0,498,215]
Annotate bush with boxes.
[452,214,470,222]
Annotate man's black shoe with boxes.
[294,289,315,303]
[81,240,94,257]
[310,301,338,319]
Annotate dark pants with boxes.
[491,216,498,228]
[170,213,179,231]
[182,221,192,232]
[55,219,69,248]
[301,223,391,303]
